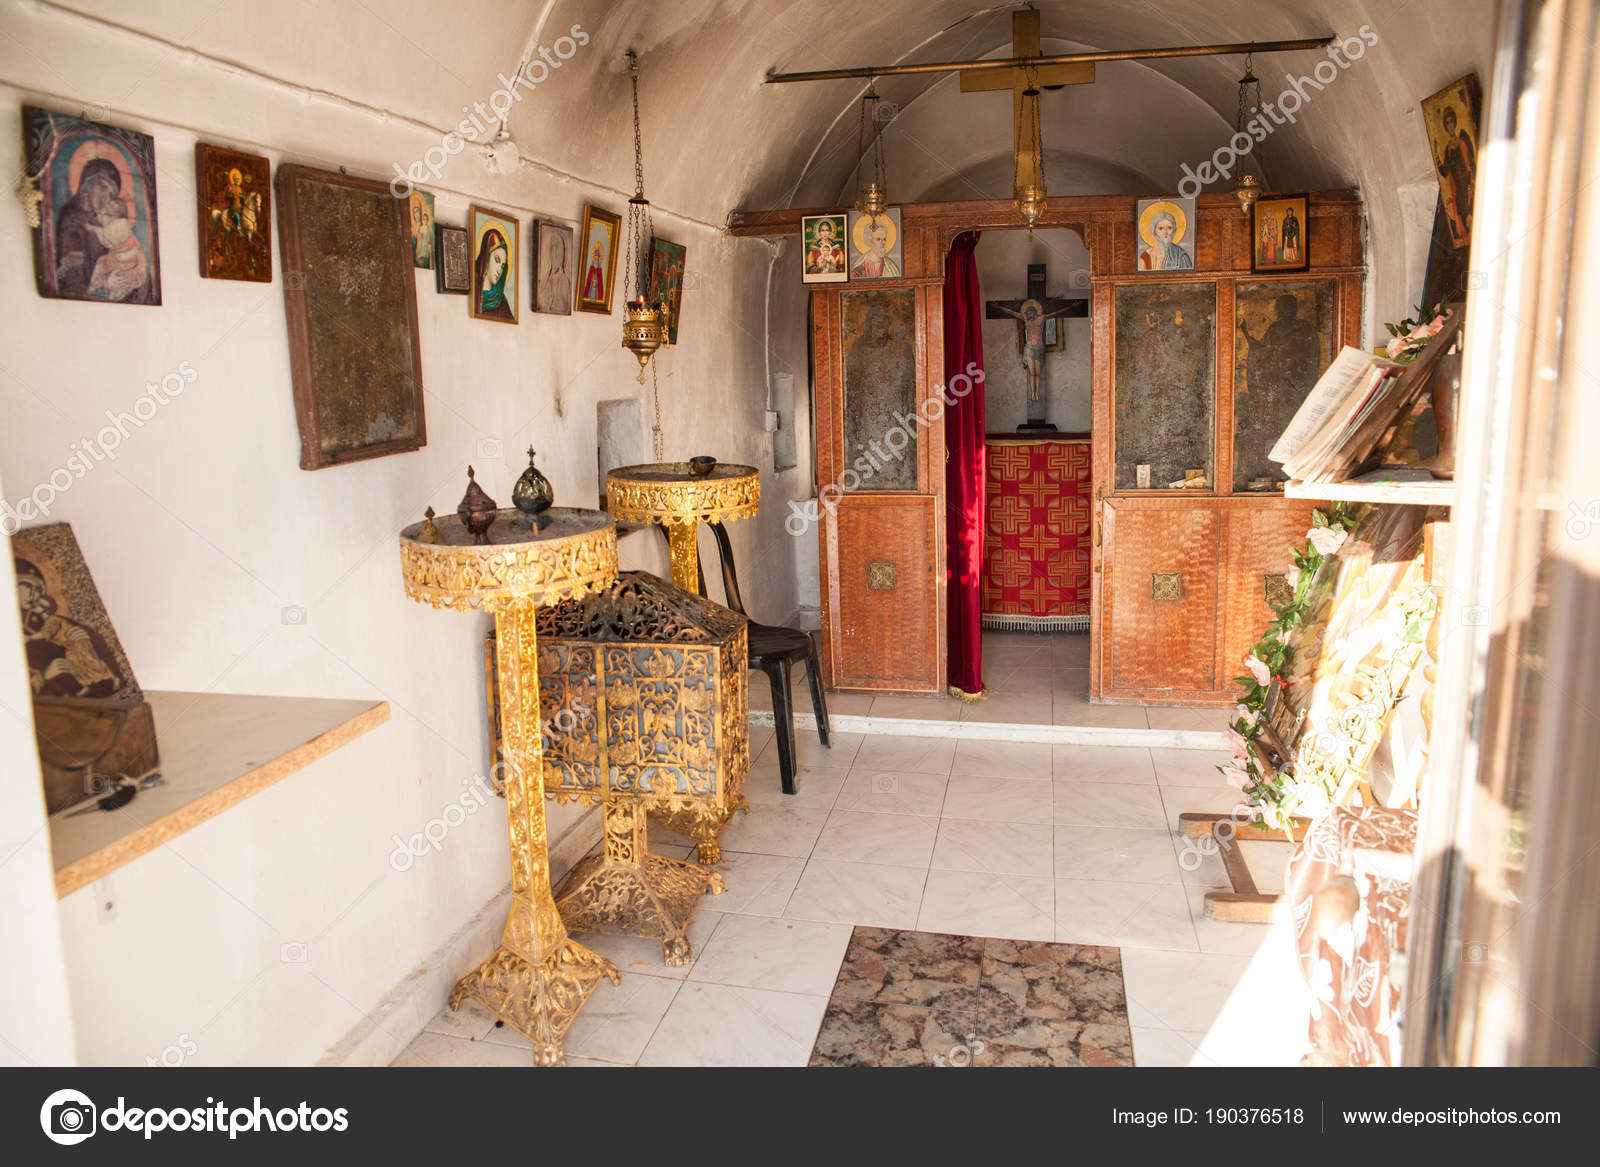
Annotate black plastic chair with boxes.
[655,522,829,793]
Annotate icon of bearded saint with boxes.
[16,557,125,698]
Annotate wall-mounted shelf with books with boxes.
[1270,304,1464,490]
[1285,467,1456,506]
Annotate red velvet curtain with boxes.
[943,231,986,696]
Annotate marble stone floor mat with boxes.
[808,926,1134,1067]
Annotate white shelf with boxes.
[49,691,389,898]
[1285,467,1456,506]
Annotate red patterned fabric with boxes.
[981,436,1092,623]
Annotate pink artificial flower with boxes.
[1245,655,1271,686]
[1222,764,1251,791]
[1307,526,1347,556]
[1228,733,1250,764]
[1385,336,1407,360]
[1232,703,1259,727]
[1284,565,1300,591]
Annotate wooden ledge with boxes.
[1285,468,1456,506]
[50,690,390,898]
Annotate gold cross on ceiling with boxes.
[959,7,1094,190]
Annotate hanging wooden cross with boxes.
[958,7,1095,194]
[986,262,1088,432]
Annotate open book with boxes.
[1271,304,1462,484]
[1269,346,1402,472]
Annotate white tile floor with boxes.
[395,716,1314,1068]
[747,631,1234,733]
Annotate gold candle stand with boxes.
[399,506,619,1066]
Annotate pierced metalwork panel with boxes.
[537,642,604,799]
[1264,572,1295,610]
[514,572,746,818]
[601,644,720,801]
[1151,572,1184,601]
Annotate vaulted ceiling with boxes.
[42,0,1493,214]
[25,0,1496,317]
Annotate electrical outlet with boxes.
[764,410,781,432]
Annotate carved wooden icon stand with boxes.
[1179,811,1311,923]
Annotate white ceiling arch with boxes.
[28,0,1495,320]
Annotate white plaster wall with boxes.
[0,0,1496,1066]
[0,2,808,1065]
[0,472,78,1067]
[975,228,1092,434]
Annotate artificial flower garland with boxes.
[1383,299,1449,363]
[1223,504,1356,830]
[1224,504,1437,831]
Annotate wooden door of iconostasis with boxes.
[811,277,947,692]
[730,192,1363,702]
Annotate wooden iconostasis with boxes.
[730,191,1364,704]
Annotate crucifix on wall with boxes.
[986,261,1088,432]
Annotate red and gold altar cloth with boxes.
[981,434,1091,630]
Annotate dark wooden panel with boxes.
[1106,504,1219,692]
[1112,282,1216,490]
[1217,503,1319,690]
[828,495,939,691]
[841,289,919,492]
[1233,280,1338,489]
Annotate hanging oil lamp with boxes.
[620,49,666,383]
[854,88,890,220]
[1232,53,1266,216]
[1012,69,1047,234]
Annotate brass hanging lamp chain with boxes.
[853,86,890,215]
[650,360,664,462]
[1234,51,1265,170]
[620,49,667,435]
[624,48,655,303]
[867,89,886,194]
[855,87,870,194]
[631,48,646,202]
